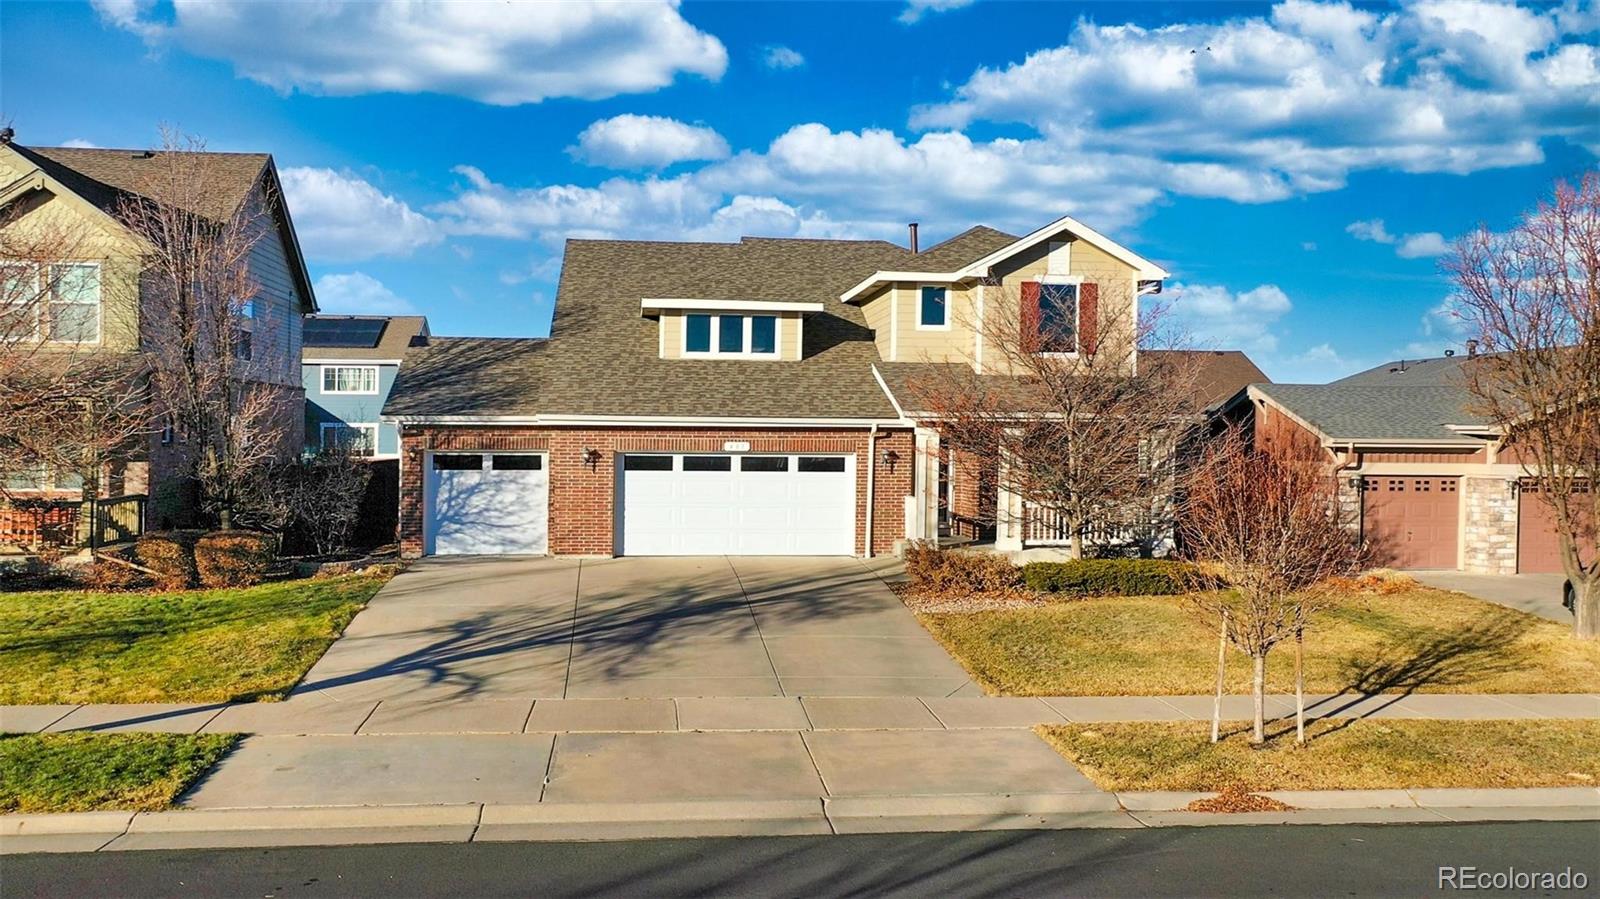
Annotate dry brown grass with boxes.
[919,586,1600,696]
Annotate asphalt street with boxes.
[5,821,1598,898]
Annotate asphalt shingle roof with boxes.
[912,226,1019,270]
[12,144,271,222]
[383,338,549,418]
[1254,383,1485,443]
[303,315,430,361]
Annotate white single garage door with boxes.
[618,453,855,556]
[425,452,548,555]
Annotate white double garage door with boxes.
[425,451,856,556]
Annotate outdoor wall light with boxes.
[582,447,601,469]
[880,449,900,472]
[1505,478,1520,494]
[1347,476,1363,490]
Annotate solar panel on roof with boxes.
[304,318,387,348]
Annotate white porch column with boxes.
[994,448,1024,551]
[911,426,940,542]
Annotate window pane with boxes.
[798,456,846,473]
[52,264,99,304]
[49,302,99,342]
[624,455,673,471]
[1,266,37,338]
[55,469,85,491]
[685,314,711,353]
[1039,284,1078,352]
[718,315,744,353]
[683,455,732,471]
[749,316,777,354]
[432,453,483,470]
[920,286,946,326]
[492,454,542,470]
[4,464,49,491]
[740,456,788,472]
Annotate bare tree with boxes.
[115,130,290,529]
[0,203,150,552]
[1446,173,1600,639]
[1180,426,1363,744]
[909,279,1200,558]
[236,446,373,556]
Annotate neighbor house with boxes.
[302,314,429,459]
[1230,353,1589,574]
[384,215,1261,559]
[0,138,315,544]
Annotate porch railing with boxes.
[1021,502,1171,555]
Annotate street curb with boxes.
[4,787,1599,853]
[824,793,1132,834]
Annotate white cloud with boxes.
[1169,282,1292,354]
[280,167,440,262]
[899,0,976,25]
[1396,231,1450,258]
[312,272,418,315]
[1268,342,1370,382]
[60,138,98,148]
[572,114,730,169]
[1301,241,1318,251]
[911,1,1599,195]
[762,45,805,70]
[91,0,727,105]
[1347,218,1452,258]
[1346,218,1396,244]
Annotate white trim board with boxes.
[642,298,823,313]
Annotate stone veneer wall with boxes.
[1461,476,1518,575]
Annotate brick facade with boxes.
[398,424,914,558]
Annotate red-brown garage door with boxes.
[1362,476,1460,569]
[1518,481,1596,574]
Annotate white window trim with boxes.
[1035,278,1083,358]
[680,312,783,360]
[320,364,381,395]
[41,261,103,346]
[914,284,952,331]
[319,422,379,455]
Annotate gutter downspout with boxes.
[865,423,877,558]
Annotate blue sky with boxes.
[2,0,1596,382]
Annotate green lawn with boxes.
[919,587,1600,696]
[0,732,238,813]
[0,573,389,704]
[1040,719,1600,792]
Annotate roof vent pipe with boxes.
[908,222,919,254]
[1466,339,1479,358]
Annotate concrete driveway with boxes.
[1411,571,1573,623]
[292,556,974,701]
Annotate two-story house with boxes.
[302,314,429,459]
[0,138,316,540]
[383,215,1259,559]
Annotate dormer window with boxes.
[684,312,779,358]
[918,286,948,329]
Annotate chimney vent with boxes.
[1466,339,1479,358]
[0,127,14,145]
[908,222,919,254]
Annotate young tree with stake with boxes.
[1180,425,1362,744]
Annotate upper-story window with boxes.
[0,263,103,344]
[918,286,948,329]
[322,364,379,394]
[684,313,778,357]
[1038,283,1078,353]
[233,298,255,361]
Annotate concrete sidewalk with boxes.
[6,692,1597,736]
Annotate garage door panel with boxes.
[427,454,548,556]
[620,453,855,556]
[1518,483,1597,574]
[1362,476,1459,570]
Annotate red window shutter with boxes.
[1020,281,1041,353]
[1079,282,1098,355]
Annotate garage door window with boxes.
[624,455,673,471]
[683,455,732,471]
[433,454,483,470]
[799,457,847,472]
[492,455,542,470]
[741,456,789,472]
